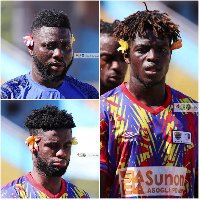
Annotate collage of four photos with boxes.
[1,0,198,198]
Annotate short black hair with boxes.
[31,9,71,33]
[24,105,76,135]
[100,19,120,36]
[114,8,181,45]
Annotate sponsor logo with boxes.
[119,166,186,197]
[122,132,138,142]
[174,103,198,112]
[74,53,99,58]
[77,153,99,157]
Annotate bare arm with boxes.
[100,171,107,198]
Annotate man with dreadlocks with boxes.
[100,5,198,198]
[100,19,128,95]
[1,9,99,99]
[1,105,90,198]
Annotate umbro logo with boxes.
[122,132,138,142]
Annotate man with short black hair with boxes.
[1,105,90,198]
[100,5,198,198]
[1,9,99,99]
[100,19,128,95]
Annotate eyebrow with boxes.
[135,43,169,48]
[45,141,72,145]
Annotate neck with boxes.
[31,167,62,195]
[100,82,115,96]
[31,65,63,88]
[127,79,167,109]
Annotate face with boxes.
[31,27,73,82]
[36,128,72,177]
[100,34,128,91]
[126,30,171,87]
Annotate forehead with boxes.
[40,128,72,142]
[132,31,170,46]
[100,34,120,53]
[34,27,71,42]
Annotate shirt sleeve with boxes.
[1,185,19,198]
[100,98,109,174]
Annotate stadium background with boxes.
[100,1,198,101]
[1,100,99,198]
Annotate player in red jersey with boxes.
[100,3,198,198]
[1,105,90,198]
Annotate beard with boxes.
[36,154,70,177]
[33,52,73,83]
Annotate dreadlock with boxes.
[113,5,181,45]
[100,19,121,36]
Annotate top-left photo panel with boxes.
[1,1,99,99]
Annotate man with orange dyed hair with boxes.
[100,4,198,198]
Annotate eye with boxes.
[47,143,58,149]
[159,47,168,52]
[62,43,72,50]
[47,43,54,49]
[101,55,113,63]
[64,144,72,149]
[137,47,149,54]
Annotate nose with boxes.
[56,148,66,158]
[53,48,64,59]
[147,48,159,62]
[111,60,121,70]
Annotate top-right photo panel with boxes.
[100,1,198,99]
[100,1,198,198]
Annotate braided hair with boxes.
[100,19,120,36]
[113,5,181,45]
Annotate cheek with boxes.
[34,47,51,61]
[100,61,108,78]
[64,49,73,61]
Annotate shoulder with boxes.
[65,76,99,99]
[64,180,90,198]
[1,74,29,99]
[100,85,123,103]
[1,175,27,198]
[169,86,198,103]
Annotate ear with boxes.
[28,45,34,57]
[124,51,130,64]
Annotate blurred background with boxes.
[100,1,198,101]
[1,100,99,198]
[1,1,99,91]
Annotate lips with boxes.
[144,65,161,75]
[52,159,67,167]
[109,73,124,79]
[50,63,65,72]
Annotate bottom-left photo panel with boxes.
[1,100,99,198]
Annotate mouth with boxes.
[49,62,66,75]
[52,159,67,167]
[109,73,124,80]
[144,65,161,75]
[50,63,65,71]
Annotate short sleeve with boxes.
[100,99,109,174]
